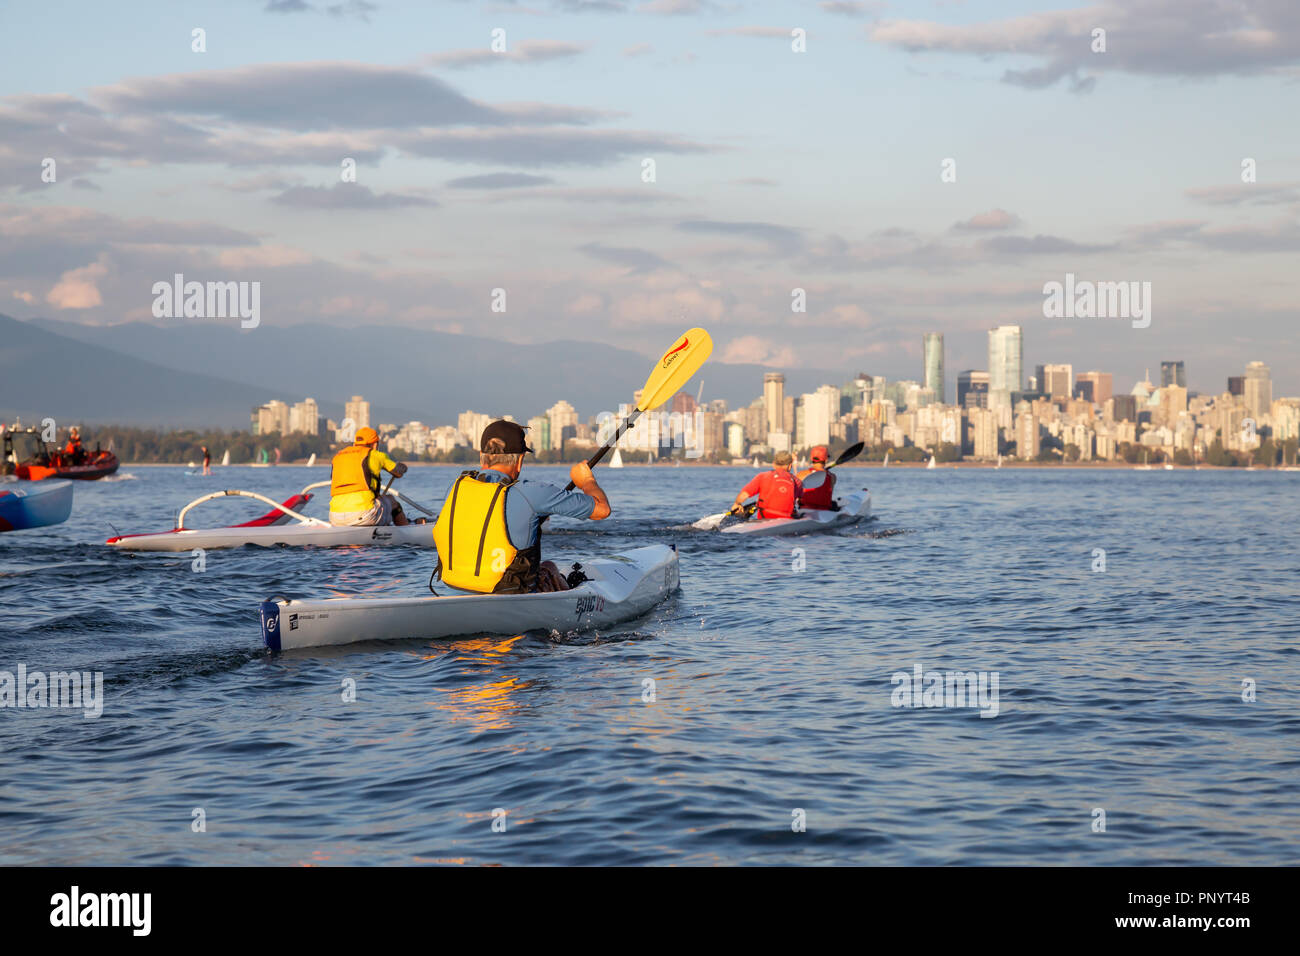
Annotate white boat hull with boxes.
[259,544,680,650]
[110,520,437,551]
[720,489,871,536]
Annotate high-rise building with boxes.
[344,395,370,431]
[1162,385,1188,421]
[922,333,945,404]
[970,407,999,459]
[725,422,745,458]
[743,400,766,443]
[547,400,579,451]
[957,370,990,409]
[1112,394,1138,422]
[1015,412,1040,460]
[252,400,290,436]
[1227,376,1245,397]
[798,386,839,449]
[527,415,551,453]
[1041,364,1073,401]
[763,373,785,437]
[458,410,492,447]
[987,326,1023,409]
[1244,362,1272,419]
[1076,371,1113,405]
[289,398,319,436]
[1161,361,1186,389]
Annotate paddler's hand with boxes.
[570,462,611,520]
[391,462,408,478]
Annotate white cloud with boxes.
[46,260,109,309]
[720,334,797,366]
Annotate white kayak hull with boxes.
[109,521,436,551]
[720,489,871,536]
[260,544,680,650]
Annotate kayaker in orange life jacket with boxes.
[796,445,837,510]
[329,427,411,526]
[432,420,611,594]
[730,450,803,519]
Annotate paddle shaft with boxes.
[564,407,642,491]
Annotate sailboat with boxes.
[251,448,271,468]
[926,455,936,469]
[882,451,890,468]
[1137,451,1153,471]
[751,455,761,467]
[221,449,230,467]
[610,448,624,468]
[996,454,1003,469]
[306,452,317,468]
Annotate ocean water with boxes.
[1,463,1297,865]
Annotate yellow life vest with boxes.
[433,471,538,594]
[331,445,380,506]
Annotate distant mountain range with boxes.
[2,314,842,429]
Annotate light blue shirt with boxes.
[445,470,595,548]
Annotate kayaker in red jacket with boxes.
[796,445,836,510]
[731,450,803,519]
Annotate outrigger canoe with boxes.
[720,489,871,536]
[0,478,73,532]
[260,544,679,650]
[107,481,437,551]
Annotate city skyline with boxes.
[247,339,1293,467]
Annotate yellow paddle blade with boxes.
[636,327,713,412]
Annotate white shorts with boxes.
[330,494,394,527]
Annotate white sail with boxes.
[221,449,230,467]
[610,448,624,468]
[307,452,317,468]
[927,455,936,469]
[882,452,889,467]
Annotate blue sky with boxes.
[2,0,1297,400]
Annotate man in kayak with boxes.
[329,427,411,526]
[730,450,803,519]
[433,420,610,593]
[795,445,838,511]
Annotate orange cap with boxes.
[354,427,379,445]
[811,445,829,462]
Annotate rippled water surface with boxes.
[1,464,1297,865]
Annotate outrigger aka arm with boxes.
[175,481,332,530]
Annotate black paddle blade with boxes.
[834,441,865,467]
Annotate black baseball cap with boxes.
[480,420,534,455]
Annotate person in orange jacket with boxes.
[62,427,86,465]
[328,427,411,526]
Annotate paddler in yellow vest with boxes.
[329,427,411,526]
[433,420,610,594]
